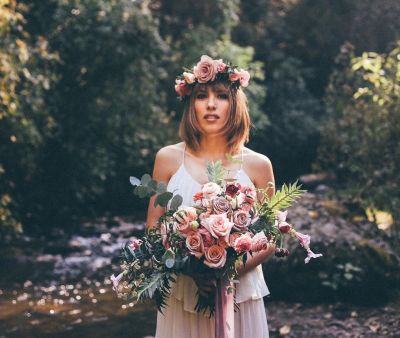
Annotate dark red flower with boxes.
[225,183,241,197]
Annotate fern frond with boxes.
[136,271,165,302]
[264,180,306,213]
[206,161,225,184]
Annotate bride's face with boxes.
[194,84,230,136]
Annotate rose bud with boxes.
[278,221,292,234]
[191,220,200,230]
[274,248,285,258]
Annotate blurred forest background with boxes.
[1,0,400,337]
[1,0,399,239]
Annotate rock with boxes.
[263,190,400,305]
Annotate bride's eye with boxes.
[218,93,228,99]
[196,93,207,99]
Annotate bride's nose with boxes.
[207,93,217,110]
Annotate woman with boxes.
[146,55,276,338]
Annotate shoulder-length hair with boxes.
[178,81,252,155]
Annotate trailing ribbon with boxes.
[215,279,234,338]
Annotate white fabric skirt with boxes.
[155,268,269,338]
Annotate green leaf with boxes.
[129,176,141,186]
[206,160,225,184]
[169,194,183,211]
[135,185,149,198]
[157,182,167,194]
[141,174,152,186]
[154,191,173,208]
[265,180,306,213]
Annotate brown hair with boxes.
[178,81,252,155]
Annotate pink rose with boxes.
[239,69,250,87]
[174,79,192,97]
[228,232,241,247]
[204,244,227,268]
[202,182,222,199]
[202,213,233,242]
[232,210,251,231]
[193,191,203,201]
[229,69,241,82]
[183,71,196,84]
[193,55,218,83]
[251,232,269,252]
[186,232,204,258]
[212,196,231,214]
[234,233,252,253]
[198,226,215,248]
[215,59,227,72]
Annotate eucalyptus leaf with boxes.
[157,182,167,194]
[129,176,141,186]
[141,174,152,186]
[169,194,183,211]
[154,191,173,208]
[148,180,158,192]
[136,185,149,198]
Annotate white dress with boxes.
[155,145,270,338]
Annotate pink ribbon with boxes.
[215,279,234,338]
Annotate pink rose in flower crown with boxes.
[215,59,227,73]
[193,55,218,83]
[239,69,250,87]
[234,233,253,253]
[251,231,269,252]
[202,182,222,200]
[183,71,196,84]
[204,244,227,268]
[232,210,251,231]
[175,79,192,97]
[186,231,204,258]
[202,213,233,242]
[229,69,241,82]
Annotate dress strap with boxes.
[182,143,186,166]
[239,147,244,170]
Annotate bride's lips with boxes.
[204,114,220,121]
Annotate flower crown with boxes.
[174,55,250,98]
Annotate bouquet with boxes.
[111,161,322,318]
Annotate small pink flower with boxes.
[305,249,323,264]
[275,210,292,233]
[110,272,124,291]
[234,233,253,253]
[204,244,227,268]
[193,55,218,83]
[228,232,241,247]
[193,191,203,201]
[239,69,250,87]
[129,238,143,250]
[294,230,311,249]
[183,71,196,84]
[229,69,241,82]
[215,59,227,72]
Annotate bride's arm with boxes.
[237,153,276,277]
[146,147,175,230]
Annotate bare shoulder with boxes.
[153,142,185,182]
[242,147,275,190]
